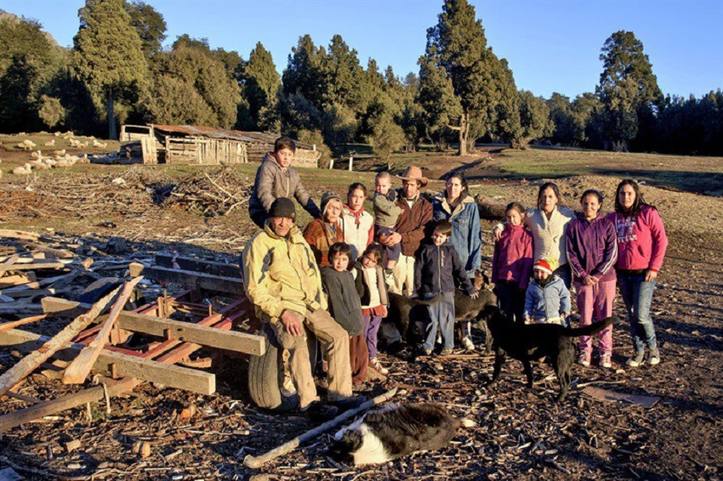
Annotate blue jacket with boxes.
[414,242,475,299]
[432,193,482,277]
[523,275,571,321]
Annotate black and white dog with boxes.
[329,403,475,466]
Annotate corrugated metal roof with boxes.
[151,124,315,150]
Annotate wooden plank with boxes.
[62,277,143,384]
[0,314,47,333]
[116,310,265,356]
[41,296,91,316]
[154,253,241,278]
[0,377,140,433]
[1,272,77,295]
[0,230,39,241]
[41,297,262,356]
[0,329,215,395]
[0,286,121,398]
[144,265,242,295]
[0,262,65,274]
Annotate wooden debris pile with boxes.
[0,229,159,318]
[159,168,253,217]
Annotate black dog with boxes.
[485,307,616,401]
[329,403,475,465]
[386,270,497,349]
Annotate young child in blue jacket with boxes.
[414,221,478,356]
[523,258,571,325]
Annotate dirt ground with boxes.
[0,143,721,481]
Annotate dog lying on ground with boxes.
[386,270,497,349]
[329,402,475,466]
[484,306,616,401]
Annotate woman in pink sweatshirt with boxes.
[492,202,533,323]
[608,179,668,367]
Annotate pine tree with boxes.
[596,30,662,151]
[161,40,241,128]
[416,51,461,146]
[426,0,519,154]
[240,42,280,131]
[517,90,553,147]
[124,1,166,62]
[72,0,148,139]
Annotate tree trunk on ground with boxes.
[107,88,116,140]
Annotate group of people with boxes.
[491,181,668,369]
[242,136,668,415]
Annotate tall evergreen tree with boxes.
[596,30,662,151]
[517,90,553,146]
[72,0,148,139]
[239,42,280,131]
[416,51,461,146]
[426,0,519,154]
[0,13,66,132]
[124,1,166,62]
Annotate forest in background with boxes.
[1,0,722,159]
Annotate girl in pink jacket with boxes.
[608,179,668,367]
[492,202,533,323]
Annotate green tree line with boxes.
[1,0,721,157]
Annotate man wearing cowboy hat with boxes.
[378,165,433,296]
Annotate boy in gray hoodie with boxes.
[248,136,321,227]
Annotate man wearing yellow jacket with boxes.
[243,197,354,412]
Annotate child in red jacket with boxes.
[492,202,533,323]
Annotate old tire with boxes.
[247,327,318,411]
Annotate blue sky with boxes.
[3,0,722,99]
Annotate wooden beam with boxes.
[143,265,242,295]
[0,286,121,398]
[62,277,143,384]
[0,329,215,395]
[0,377,140,433]
[0,262,65,273]
[117,311,265,356]
[41,296,90,316]
[0,230,39,241]
[0,314,47,333]
[40,297,262,355]
[154,253,241,278]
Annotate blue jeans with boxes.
[423,292,455,351]
[618,270,657,352]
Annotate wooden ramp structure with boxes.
[0,256,264,432]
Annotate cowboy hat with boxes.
[397,165,429,187]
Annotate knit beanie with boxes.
[533,258,556,275]
[268,197,296,220]
[320,191,342,217]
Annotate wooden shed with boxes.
[118,124,321,167]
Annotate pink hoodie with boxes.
[607,205,668,272]
[492,224,533,289]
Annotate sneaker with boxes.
[369,357,389,375]
[626,351,645,368]
[600,355,612,369]
[578,354,591,367]
[461,336,476,352]
[648,349,660,366]
[440,347,453,356]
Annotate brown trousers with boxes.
[270,308,353,409]
[349,333,369,385]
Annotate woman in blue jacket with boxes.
[432,173,482,351]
